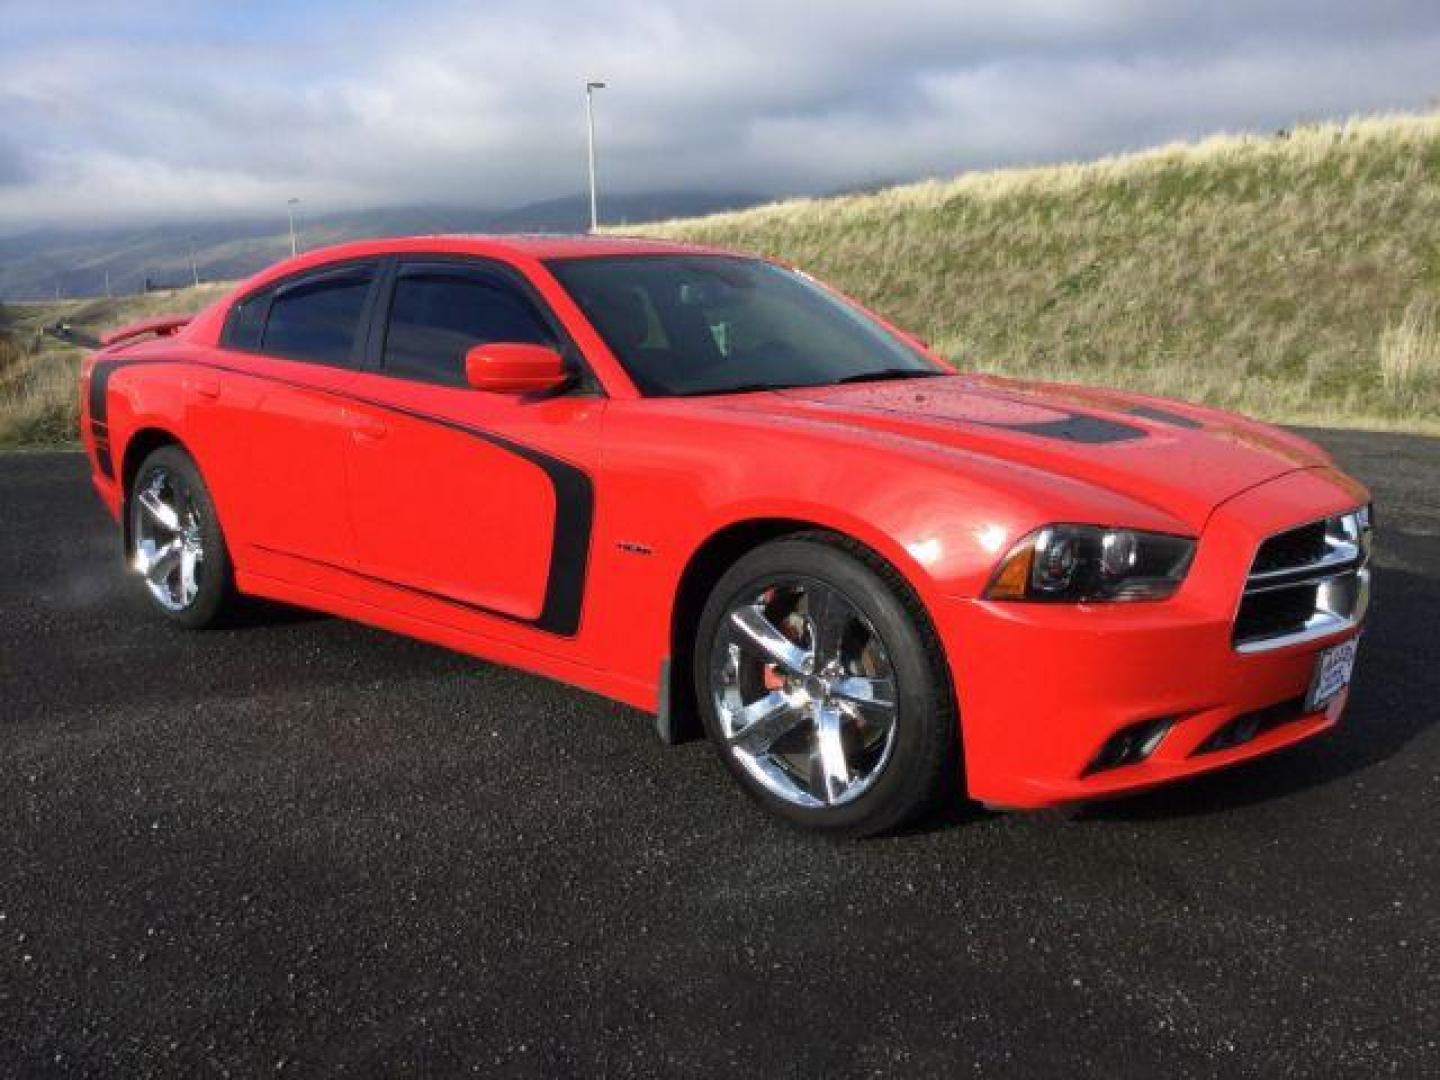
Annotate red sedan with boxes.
[80,235,1372,835]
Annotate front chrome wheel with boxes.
[709,577,899,809]
[133,465,206,612]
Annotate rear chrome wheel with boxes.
[128,445,234,628]
[134,465,205,611]
[696,535,956,836]
[711,578,899,808]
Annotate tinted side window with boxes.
[261,267,374,366]
[224,291,268,351]
[383,269,555,386]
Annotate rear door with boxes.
[343,258,603,636]
[210,261,378,571]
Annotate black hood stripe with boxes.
[1129,404,1205,430]
[986,414,1146,444]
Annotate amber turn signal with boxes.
[986,541,1034,600]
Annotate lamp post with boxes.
[188,234,200,287]
[286,197,301,257]
[585,80,606,232]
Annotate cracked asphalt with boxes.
[1,431,1437,1078]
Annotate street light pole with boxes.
[585,80,607,233]
[287,197,301,257]
[189,235,200,287]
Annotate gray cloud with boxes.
[0,135,31,186]
[0,0,1437,227]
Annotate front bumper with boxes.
[938,467,1369,809]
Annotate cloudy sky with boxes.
[1,0,1438,230]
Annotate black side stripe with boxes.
[86,354,594,636]
[89,356,180,478]
[337,396,594,636]
[89,359,122,477]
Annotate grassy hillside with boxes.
[0,284,231,448]
[631,112,1440,432]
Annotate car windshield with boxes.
[545,254,943,397]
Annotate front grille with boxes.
[1233,506,1372,653]
[1235,583,1320,643]
[1252,522,1327,574]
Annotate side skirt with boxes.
[234,568,658,716]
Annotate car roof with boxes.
[271,233,741,267]
[181,233,759,346]
[468,233,737,259]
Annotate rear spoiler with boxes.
[100,315,191,348]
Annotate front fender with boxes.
[585,399,1190,695]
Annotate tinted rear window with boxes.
[261,267,374,366]
[224,292,267,351]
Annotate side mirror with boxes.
[464,343,570,394]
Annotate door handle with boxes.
[184,373,221,399]
[346,409,388,443]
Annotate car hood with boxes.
[721,374,1330,531]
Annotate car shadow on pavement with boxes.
[225,595,332,629]
[213,557,1432,834]
[1077,565,1437,823]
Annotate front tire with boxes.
[128,445,235,629]
[694,534,957,836]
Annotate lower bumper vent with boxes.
[1083,716,1174,775]
[1193,697,1305,755]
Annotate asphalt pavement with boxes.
[1,430,1437,1078]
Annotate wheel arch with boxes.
[663,516,957,746]
[118,426,192,557]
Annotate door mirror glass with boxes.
[464,343,570,394]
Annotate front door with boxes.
[343,260,603,636]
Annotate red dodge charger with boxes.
[81,235,1372,834]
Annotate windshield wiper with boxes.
[675,369,945,397]
[676,381,806,397]
[834,368,947,386]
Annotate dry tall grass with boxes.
[0,284,230,448]
[1380,296,1440,409]
[632,111,1440,431]
[0,349,82,446]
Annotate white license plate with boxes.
[1306,638,1359,711]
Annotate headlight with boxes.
[985,525,1195,602]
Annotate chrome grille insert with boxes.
[1234,506,1372,653]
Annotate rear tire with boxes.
[694,533,957,837]
[128,445,235,629]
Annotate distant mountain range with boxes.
[0,190,765,301]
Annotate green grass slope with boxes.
[632,112,1440,431]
